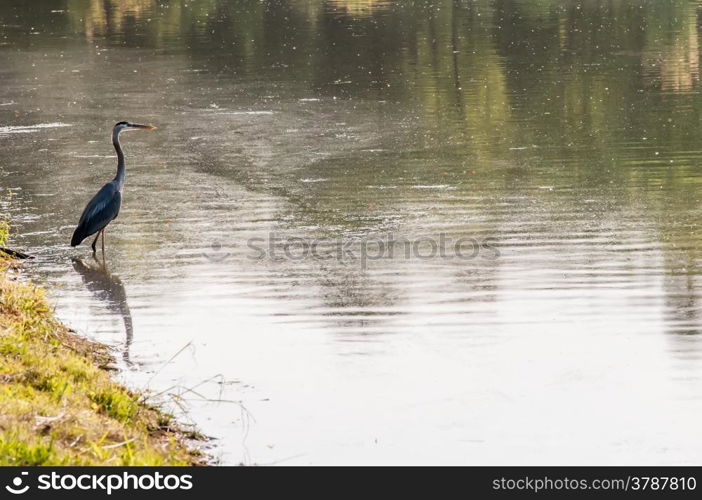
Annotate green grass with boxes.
[0,221,203,465]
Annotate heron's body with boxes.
[71,121,155,254]
[70,181,122,248]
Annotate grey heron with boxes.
[71,121,156,255]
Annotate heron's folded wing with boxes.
[71,183,122,246]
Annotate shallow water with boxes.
[2,0,702,464]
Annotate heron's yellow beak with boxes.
[131,124,157,130]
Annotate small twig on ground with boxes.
[102,438,137,449]
[0,247,32,259]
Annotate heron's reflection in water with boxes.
[72,257,134,367]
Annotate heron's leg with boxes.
[101,228,106,256]
[91,231,101,254]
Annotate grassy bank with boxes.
[0,221,202,465]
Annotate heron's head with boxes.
[113,121,157,134]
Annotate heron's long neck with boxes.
[112,130,126,188]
